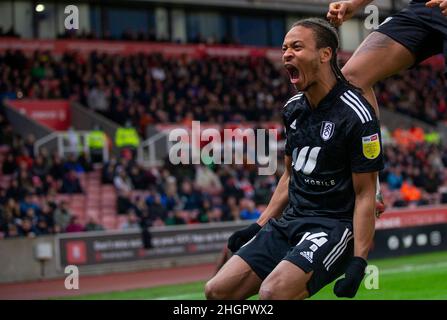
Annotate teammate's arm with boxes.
[327,0,374,27]
[227,155,291,253]
[334,170,376,298]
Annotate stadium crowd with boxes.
[0,50,445,132]
[1,48,447,239]
[376,64,446,125]
[2,114,447,239]
[57,29,235,45]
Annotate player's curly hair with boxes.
[291,18,361,92]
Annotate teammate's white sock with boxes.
[376,177,381,198]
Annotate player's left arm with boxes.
[352,170,377,260]
[334,98,384,298]
[426,0,447,16]
[334,171,376,298]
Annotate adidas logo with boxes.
[300,251,313,263]
[290,119,297,130]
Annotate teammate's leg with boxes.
[259,261,313,300]
[342,31,416,115]
[205,255,262,300]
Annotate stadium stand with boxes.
[1,46,446,239]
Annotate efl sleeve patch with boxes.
[362,133,380,159]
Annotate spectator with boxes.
[53,200,73,232]
[6,179,27,201]
[31,154,50,179]
[19,193,40,216]
[148,193,168,223]
[139,211,153,249]
[223,196,240,221]
[87,125,108,163]
[102,157,118,184]
[165,209,187,225]
[239,199,261,220]
[87,84,109,114]
[24,134,36,158]
[50,153,66,180]
[401,179,422,204]
[387,167,404,190]
[128,164,147,190]
[2,153,17,174]
[84,217,105,231]
[424,169,442,194]
[19,218,37,238]
[120,210,140,229]
[114,166,133,214]
[64,154,85,173]
[65,127,80,157]
[65,216,84,233]
[39,202,55,233]
[4,223,20,238]
[60,169,83,194]
[35,218,50,235]
[114,121,140,158]
[179,180,202,211]
[195,165,223,195]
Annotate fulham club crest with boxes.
[320,121,335,141]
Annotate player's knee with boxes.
[258,284,277,300]
[259,279,308,300]
[205,279,227,300]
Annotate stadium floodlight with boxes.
[35,4,45,12]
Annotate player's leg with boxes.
[213,246,232,275]
[342,31,416,115]
[207,218,291,299]
[264,219,355,299]
[259,261,313,300]
[205,255,262,300]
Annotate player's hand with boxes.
[375,192,386,218]
[333,256,367,298]
[426,0,447,16]
[227,223,262,253]
[327,1,359,27]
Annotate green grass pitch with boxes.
[62,250,447,300]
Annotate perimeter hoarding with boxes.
[57,207,447,268]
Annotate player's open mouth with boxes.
[285,64,300,84]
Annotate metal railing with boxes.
[34,131,109,162]
[137,131,172,167]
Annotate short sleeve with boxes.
[282,117,292,156]
[349,118,384,173]
[284,133,292,156]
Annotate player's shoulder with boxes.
[337,87,376,125]
[282,92,305,121]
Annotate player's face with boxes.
[282,26,321,91]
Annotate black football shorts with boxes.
[236,215,354,297]
[376,0,447,72]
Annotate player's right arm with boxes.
[256,155,291,226]
[227,155,291,253]
[327,0,374,27]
